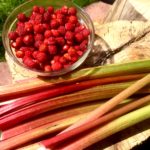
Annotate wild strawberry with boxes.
[43,12,51,22]
[16,50,24,58]
[44,30,52,38]
[20,46,28,52]
[53,55,61,61]
[8,31,18,41]
[75,33,84,43]
[23,34,34,45]
[51,62,62,71]
[68,7,77,15]
[39,43,48,52]
[56,13,65,19]
[51,29,60,37]
[59,56,67,64]
[24,22,33,33]
[43,38,49,45]
[51,14,56,19]
[82,29,90,38]
[74,45,80,50]
[69,16,78,24]
[32,51,38,59]
[65,23,75,31]
[55,9,62,15]
[44,65,52,72]
[50,19,59,29]
[16,37,23,48]
[65,31,74,41]
[25,50,32,57]
[32,6,40,13]
[36,52,48,63]
[63,44,70,51]
[78,24,86,31]
[43,23,50,30]
[77,50,83,56]
[61,6,68,15]
[58,26,66,36]
[57,18,64,25]
[80,40,88,51]
[47,6,54,14]
[66,40,73,46]
[34,40,43,49]
[17,13,27,22]
[56,37,65,46]
[34,34,44,41]
[71,56,78,62]
[11,42,18,48]
[39,6,45,14]
[31,13,43,24]
[48,45,57,55]
[23,57,37,68]
[16,23,26,36]
[68,47,77,56]
[47,37,56,45]
[64,53,71,61]
[34,24,44,33]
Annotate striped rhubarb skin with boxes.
[1,101,101,140]
[0,74,144,115]
[0,81,150,130]
[1,59,150,101]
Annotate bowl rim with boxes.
[2,0,95,77]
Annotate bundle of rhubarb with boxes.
[0,59,150,150]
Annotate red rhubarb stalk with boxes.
[0,113,88,150]
[60,74,150,133]
[0,80,149,130]
[0,74,144,115]
[1,59,150,100]
[1,102,101,140]
[40,95,150,148]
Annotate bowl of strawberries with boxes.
[2,0,94,76]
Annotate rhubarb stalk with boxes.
[39,95,150,148]
[1,101,101,140]
[1,60,150,100]
[0,113,88,150]
[0,81,149,130]
[60,74,150,133]
[60,104,150,150]
[0,73,143,115]
[22,95,150,150]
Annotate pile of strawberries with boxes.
[8,5,90,72]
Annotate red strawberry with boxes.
[17,13,27,22]
[48,45,57,55]
[68,7,77,15]
[8,31,18,41]
[65,31,74,41]
[65,23,75,31]
[51,62,62,71]
[36,52,48,63]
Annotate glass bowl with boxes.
[2,0,94,77]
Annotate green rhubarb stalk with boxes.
[1,81,150,130]
[60,104,150,150]
[60,74,150,133]
[1,101,102,140]
[0,59,150,100]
